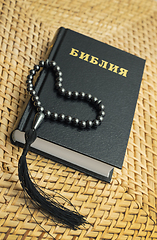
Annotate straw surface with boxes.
[1,0,157,239]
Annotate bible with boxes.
[11,27,145,182]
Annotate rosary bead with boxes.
[27,86,33,92]
[37,106,44,112]
[98,104,105,111]
[27,74,33,80]
[72,118,79,126]
[99,110,105,117]
[56,77,63,82]
[72,91,79,99]
[44,59,50,68]
[30,90,36,96]
[27,83,33,89]
[32,95,39,101]
[50,61,56,67]
[78,92,85,99]
[92,119,100,127]
[34,65,40,71]
[54,65,60,72]
[86,120,93,128]
[30,69,36,76]
[55,82,62,89]
[97,100,102,104]
[85,93,92,102]
[79,120,86,128]
[97,116,104,122]
[65,115,72,124]
[58,87,65,96]
[65,91,72,98]
[58,113,65,122]
[34,100,41,107]
[26,79,32,84]
[51,112,58,120]
[95,100,102,107]
[56,71,62,77]
[44,110,51,118]
[39,60,45,67]
[91,96,98,104]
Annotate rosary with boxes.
[18,59,105,231]
[26,59,105,129]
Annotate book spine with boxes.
[12,27,66,133]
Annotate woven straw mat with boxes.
[1,0,157,239]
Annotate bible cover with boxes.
[11,27,145,182]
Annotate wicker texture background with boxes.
[1,0,157,239]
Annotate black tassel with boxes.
[18,128,87,230]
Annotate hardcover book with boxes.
[11,27,145,182]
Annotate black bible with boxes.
[11,27,145,182]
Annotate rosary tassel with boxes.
[18,114,86,230]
